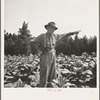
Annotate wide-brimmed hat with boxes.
[44,22,58,30]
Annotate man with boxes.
[31,22,80,87]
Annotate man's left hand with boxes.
[74,30,81,35]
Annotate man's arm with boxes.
[55,30,81,41]
[30,34,44,54]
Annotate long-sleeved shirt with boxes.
[31,32,79,54]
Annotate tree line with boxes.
[4,21,96,56]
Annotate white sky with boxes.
[4,0,99,38]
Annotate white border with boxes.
[1,0,99,100]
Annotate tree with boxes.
[18,21,31,37]
[18,21,32,55]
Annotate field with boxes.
[4,52,96,88]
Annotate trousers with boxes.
[39,50,56,87]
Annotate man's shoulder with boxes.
[36,33,45,40]
[53,34,59,39]
[38,33,45,37]
[31,33,45,42]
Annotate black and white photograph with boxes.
[2,0,99,99]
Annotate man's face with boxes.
[46,26,56,34]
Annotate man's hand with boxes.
[74,30,81,35]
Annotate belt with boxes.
[42,48,56,54]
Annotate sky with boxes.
[4,0,99,38]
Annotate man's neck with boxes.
[46,32,53,36]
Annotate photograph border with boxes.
[1,0,99,100]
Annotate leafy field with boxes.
[4,52,96,88]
